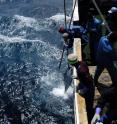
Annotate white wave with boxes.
[13,15,38,28]
[40,71,73,99]
[65,85,74,99]
[50,85,73,100]
[0,33,61,60]
[49,13,70,23]
[0,34,41,43]
[12,15,51,32]
[41,71,63,86]
[50,85,65,97]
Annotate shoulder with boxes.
[99,36,111,46]
[79,61,87,65]
[100,36,108,42]
[79,61,89,69]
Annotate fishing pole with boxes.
[92,0,111,33]
[59,45,65,69]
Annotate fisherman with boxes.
[91,85,117,124]
[67,53,93,94]
[58,25,88,47]
[87,13,102,64]
[94,31,117,86]
[67,53,94,122]
[107,7,117,32]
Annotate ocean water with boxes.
[0,0,74,124]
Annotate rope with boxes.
[63,0,77,29]
[64,0,67,29]
[92,0,111,33]
[68,0,77,29]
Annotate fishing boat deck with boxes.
[72,0,112,123]
[73,39,112,124]
[73,38,88,124]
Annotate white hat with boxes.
[67,54,78,65]
[108,7,117,13]
[62,33,69,38]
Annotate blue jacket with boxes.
[91,17,102,31]
[96,36,113,67]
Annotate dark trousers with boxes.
[94,64,117,86]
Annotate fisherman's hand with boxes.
[91,114,100,124]
[91,107,101,124]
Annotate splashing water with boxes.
[0,0,74,124]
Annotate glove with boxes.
[91,113,100,124]
[91,107,101,124]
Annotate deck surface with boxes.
[72,0,112,123]
[73,38,88,124]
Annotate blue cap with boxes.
[108,7,117,13]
